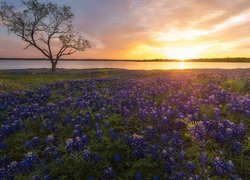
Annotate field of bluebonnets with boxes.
[0,69,249,179]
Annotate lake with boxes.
[0,60,250,70]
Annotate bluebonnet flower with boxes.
[114,153,121,164]
[145,126,154,138]
[42,175,53,180]
[179,150,185,160]
[83,149,92,161]
[73,136,85,151]
[55,158,63,166]
[0,140,7,150]
[19,152,40,173]
[174,120,187,130]
[66,135,89,152]
[45,135,55,145]
[128,134,147,158]
[149,144,159,159]
[95,113,103,123]
[0,155,8,167]
[52,150,62,160]
[104,167,114,179]
[186,161,196,174]
[225,160,235,172]
[152,176,160,180]
[72,128,82,137]
[0,167,5,178]
[135,172,143,180]
[199,152,208,165]
[44,147,54,160]
[171,131,184,148]
[94,155,100,164]
[160,134,170,143]
[109,128,117,142]
[66,138,74,152]
[96,130,103,141]
[6,161,19,177]
[232,141,242,154]
[31,175,41,180]
[213,157,226,176]
[214,108,220,118]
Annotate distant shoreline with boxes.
[0,57,250,62]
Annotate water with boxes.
[0,60,249,70]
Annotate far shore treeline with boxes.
[0,57,250,62]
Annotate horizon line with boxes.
[1,57,250,61]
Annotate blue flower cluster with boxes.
[0,70,249,179]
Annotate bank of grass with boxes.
[0,68,132,92]
[0,68,249,93]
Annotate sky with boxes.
[0,0,250,59]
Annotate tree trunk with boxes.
[51,60,57,73]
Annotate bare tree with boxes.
[0,0,90,72]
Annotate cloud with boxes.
[1,0,250,58]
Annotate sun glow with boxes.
[166,47,201,60]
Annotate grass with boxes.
[1,68,249,93]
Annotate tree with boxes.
[0,0,90,72]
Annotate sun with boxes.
[166,47,201,60]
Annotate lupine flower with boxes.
[135,172,143,180]
[114,153,121,164]
[94,155,100,164]
[96,130,103,141]
[45,135,55,145]
[83,149,92,161]
[66,138,74,152]
[199,152,208,165]
[104,167,114,179]
[31,175,41,180]
[179,150,185,160]
[0,141,7,150]
[153,176,160,180]
[109,128,117,142]
[128,134,147,158]
[232,141,242,154]
[0,167,6,178]
[186,161,196,173]
[6,161,19,177]
[19,152,40,174]
[213,157,226,176]
[225,160,235,172]
[214,108,220,118]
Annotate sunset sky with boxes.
[0,0,250,59]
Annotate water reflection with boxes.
[0,60,250,70]
[178,60,185,70]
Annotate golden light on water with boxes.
[178,60,185,70]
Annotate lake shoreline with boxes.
[0,58,250,63]
[1,68,250,73]
[1,60,250,70]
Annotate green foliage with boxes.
[223,79,245,92]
